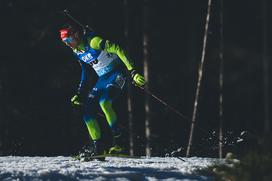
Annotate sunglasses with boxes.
[62,37,73,44]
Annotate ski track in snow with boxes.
[0,156,224,180]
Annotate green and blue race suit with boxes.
[73,32,134,141]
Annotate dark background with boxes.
[0,0,271,157]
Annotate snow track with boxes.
[0,156,223,180]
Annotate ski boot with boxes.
[90,140,107,161]
[75,140,106,161]
[108,127,124,155]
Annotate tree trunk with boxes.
[218,0,224,159]
[123,0,134,156]
[143,0,151,157]
[262,0,270,135]
[186,0,213,157]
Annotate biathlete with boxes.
[59,24,145,157]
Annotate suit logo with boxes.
[90,59,98,66]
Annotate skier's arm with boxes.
[77,60,92,96]
[89,36,145,86]
[71,60,93,106]
[89,36,134,71]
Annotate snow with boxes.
[0,156,224,180]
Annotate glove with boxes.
[71,94,82,106]
[130,69,146,87]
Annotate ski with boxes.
[90,153,142,159]
[72,154,142,162]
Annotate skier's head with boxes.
[59,24,82,48]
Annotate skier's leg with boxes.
[83,95,101,141]
[100,71,126,133]
[82,88,106,157]
[84,117,101,141]
[99,86,124,154]
[99,99,117,130]
[99,85,122,136]
[97,71,127,154]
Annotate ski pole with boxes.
[135,85,188,119]
[135,85,227,145]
